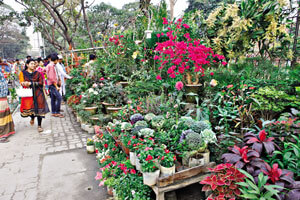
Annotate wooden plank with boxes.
[154,173,210,194]
[157,162,215,187]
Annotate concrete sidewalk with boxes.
[0,101,108,200]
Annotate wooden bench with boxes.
[151,162,216,200]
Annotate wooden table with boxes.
[151,162,215,200]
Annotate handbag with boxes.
[16,86,33,97]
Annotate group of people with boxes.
[0,53,73,143]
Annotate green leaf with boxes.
[238,168,255,183]
[240,194,259,199]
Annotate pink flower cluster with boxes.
[155,18,227,84]
[109,35,124,45]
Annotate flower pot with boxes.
[102,102,115,114]
[130,152,136,166]
[201,151,210,165]
[81,123,86,130]
[119,81,129,88]
[143,170,160,186]
[185,84,202,103]
[188,157,205,168]
[86,124,95,134]
[76,116,81,122]
[107,186,113,196]
[160,165,175,177]
[136,157,141,171]
[86,145,95,154]
[84,106,98,115]
[121,143,130,155]
[106,107,122,115]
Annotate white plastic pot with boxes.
[136,157,141,171]
[143,170,160,186]
[86,145,95,154]
[188,157,204,168]
[81,123,86,130]
[160,165,175,177]
[85,125,94,134]
[145,30,153,39]
[130,152,136,166]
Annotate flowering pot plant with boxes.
[154,17,227,89]
[139,148,160,173]
[159,149,176,168]
[87,138,94,146]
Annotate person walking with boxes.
[19,59,49,132]
[0,71,15,143]
[56,55,72,103]
[46,54,64,118]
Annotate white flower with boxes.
[210,79,218,87]
[131,190,136,195]
[92,83,97,88]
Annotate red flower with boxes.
[249,87,255,90]
[100,77,105,81]
[161,156,165,161]
[104,144,108,148]
[156,75,162,80]
[120,35,124,38]
[173,156,176,161]
[130,169,136,174]
[156,33,161,38]
[95,149,99,153]
[132,136,136,139]
[227,85,233,89]
[145,155,153,161]
[182,24,190,29]
[210,72,214,76]
[112,148,116,151]
[165,149,170,154]
[222,61,228,66]
[127,140,131,146]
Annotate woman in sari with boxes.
[0,71,15,142]
[19,59,49,132]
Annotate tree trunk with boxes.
[169,0,175,21]
[291,4,300,68]
[81,0,94,48]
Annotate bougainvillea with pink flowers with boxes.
[154,18,227,90]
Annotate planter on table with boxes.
[160,165,175,177]
[142,170,160,186]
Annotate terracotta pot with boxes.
[84,106,98,115]
[107,186,113,196]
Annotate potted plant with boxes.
[159,149,176,177]
[122,135,139,165]
[180,129,209,167]
[81,88,101,115]
[153,18,226,100]
[99,82,126,114]
[86,138,95,153]
[140,149,160,186]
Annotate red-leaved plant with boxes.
[221,145,264,170]
[244,130,276,155]
[200,163,246,200]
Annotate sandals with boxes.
[30,119,34,126]
[0,137,9,143]
[52,114,65,118]
[38,127,44,132]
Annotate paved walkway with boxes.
[0,101,108,200]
